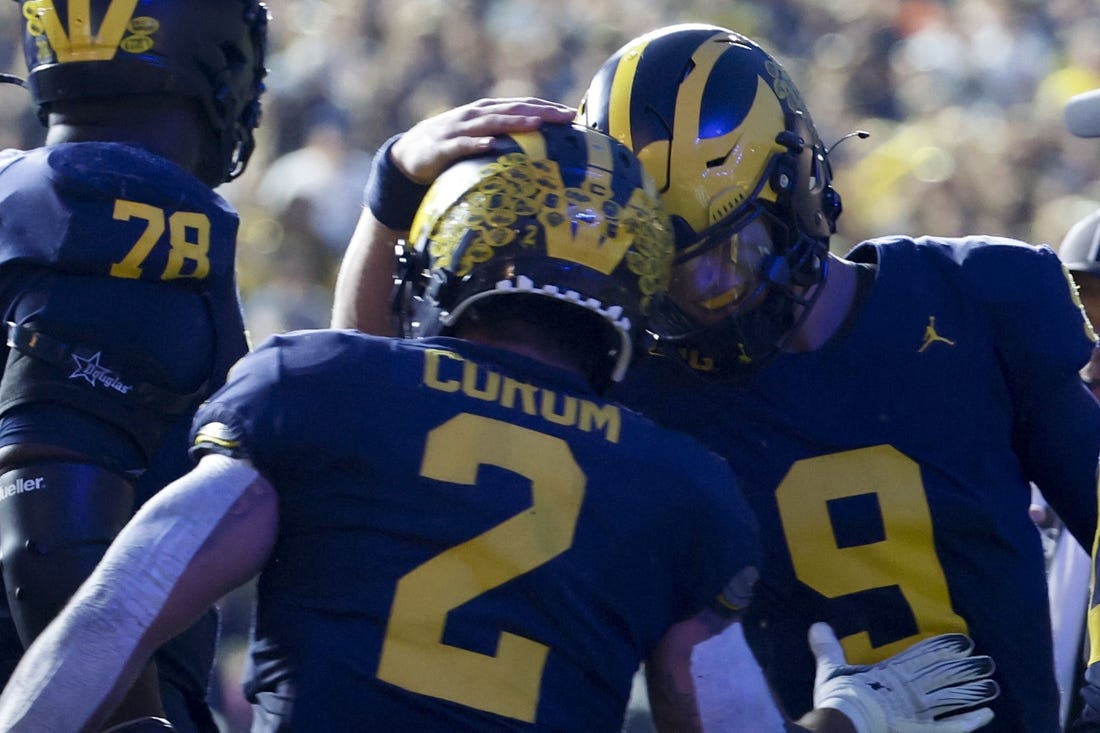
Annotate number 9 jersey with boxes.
[615,235,1100,733]
[190,329,762,732]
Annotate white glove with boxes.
[810,623,999,733]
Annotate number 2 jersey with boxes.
[189,329,762,732]
[615,236,1100,733]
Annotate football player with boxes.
[1060,210,1100,400]
[1043,207,1100,728]
[1058,85,1100,732]
[0,1,267,730]
[576,23,1100,733]
[332,26,1095,733]
[0,123,998,733]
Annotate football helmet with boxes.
[1060,210,1100,276]
[15,0,269,182]
[579,23,841,377]
[399,122,675,385]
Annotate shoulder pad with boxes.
[0,143,239,277]
[45,143,233,214]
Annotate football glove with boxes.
[810,623,999,733]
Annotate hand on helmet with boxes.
[810,623,999,733]
[391,97,575,184]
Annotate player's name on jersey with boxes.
[422,347,622,443]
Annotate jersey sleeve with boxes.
[957,239,1095,378]
[665,438,763,621]
[190,330,395,481]
[189,336,286,467]
[957,238,1100,545]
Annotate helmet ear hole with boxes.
[770,153,798,199]
[770,131,803,207]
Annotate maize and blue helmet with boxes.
[399,122,675,386]
[14,0,269,182]
[579,23,843,377]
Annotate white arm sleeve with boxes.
[692,621,789,732]
[0,454,261,733]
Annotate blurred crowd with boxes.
[4,0,1100,345]
[3,0,1100,345]
[3,0,1100,729]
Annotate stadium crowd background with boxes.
[2,0,1100,729]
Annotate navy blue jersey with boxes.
[0,142,248,491]
[190,330,761,732]
[615,236,1100,733]
[0,142,250,725]
[0,143,238,280]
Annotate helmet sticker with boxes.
[764,57,809,117]
[402,124,678,384]
[23,0,151,64]
[424,149,672,315]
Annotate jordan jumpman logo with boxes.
[918,316,956,353]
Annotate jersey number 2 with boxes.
[377,413,586,722]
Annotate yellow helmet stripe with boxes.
[509,129,548,162]
[671,32,730,166]
[606,36,649,154]
[697,288,740,311]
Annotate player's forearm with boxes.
[0,564,158,731]
[331,206,402,334]
[646,659,704,733]
[1025,376,1100,548]
[647,609,798,733]
[0,455,268,731]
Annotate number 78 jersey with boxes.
[190,329,760,732]
[0,143,240,283]
[0,142,247,487]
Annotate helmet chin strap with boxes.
[765,254,829,352]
